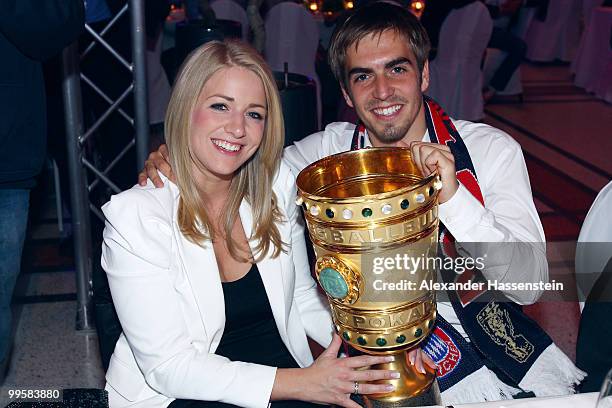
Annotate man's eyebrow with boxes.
[347,57,414,78]
[347,66,374,78]
[384,57,412,69]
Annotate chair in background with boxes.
[210,0,250,41]
[525,0,581,62]
[571,6,612,103]
[483,6,536,97]
[265,2,321,127]
[583,0,604,27]
[427,2,493,121]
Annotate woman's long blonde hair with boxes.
[165,40,285,262]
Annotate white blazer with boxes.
[101,162,333,408]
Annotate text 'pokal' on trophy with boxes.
[296,147,443,407]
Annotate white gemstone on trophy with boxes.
[342,208,353,219]
[381,204,392,214]
[416,193,425,203]
[310,205,320,216]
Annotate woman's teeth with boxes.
[213,139,241,152]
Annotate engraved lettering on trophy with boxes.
[403,219,415,234]
[349,231,366,244]
[389,311,405,326]
[313,225,326,240]
[419,213,428,228]
[331,229,344,243]
[367,229,384,243]
[386,223,404,240]
[410,305,423,320]
[334,309,349,324]
[370,317,386,328]
[353,315,367,328]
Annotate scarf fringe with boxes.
[519,344,586,396]
[441,366,521,405]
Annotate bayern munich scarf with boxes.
[349,96,585,404]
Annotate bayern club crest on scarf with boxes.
[424,327,462,379]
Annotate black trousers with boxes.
[487,27,527,92]
[576,257,612,392]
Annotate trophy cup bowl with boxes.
[296,148,442,407]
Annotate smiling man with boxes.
[280,1,584,404]
[139,2,584,404]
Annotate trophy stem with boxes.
[361,349,440,408]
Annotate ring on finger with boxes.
[354,381,360,395]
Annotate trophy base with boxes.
[354,349,441,408]
[356,381,440,408]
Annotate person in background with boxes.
[102,40,397,408]
[0,0,84,383]
[482,0,527,101]
[420,0,527,101]
[146,0,172,150]
[420,0,478,59]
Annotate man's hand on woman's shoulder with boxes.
[138,144,174,187]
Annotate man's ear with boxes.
[341,86,355,108]
[420,60,430,93]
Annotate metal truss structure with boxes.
[61,0,149,331]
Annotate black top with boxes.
[215,263,300,369]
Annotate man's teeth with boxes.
[213,140,241,152]
[373,105,401,116]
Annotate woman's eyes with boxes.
[248,111,264,120]
[210,103,228,111]
[210,103,264,120]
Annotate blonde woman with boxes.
[101,40,398,408]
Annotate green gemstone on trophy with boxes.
[428,320,433,328]
[414,328,423,337]
[362,207,373,217]
[376,338,387,346]
[342,332,351,341]
[396,334,406,343]
[357,337,367,345]
[401,199,409,209]
[319,267,349,299]
[326,208,334,218]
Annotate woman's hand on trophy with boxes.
[407,347,437,375]
[275,334,399,408]
[138,143,174,187]
[409,141,459,204]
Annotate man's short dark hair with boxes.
[328,1,431,90]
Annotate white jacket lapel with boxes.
[170,183,225,345]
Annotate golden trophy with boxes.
[296,148,442,407]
